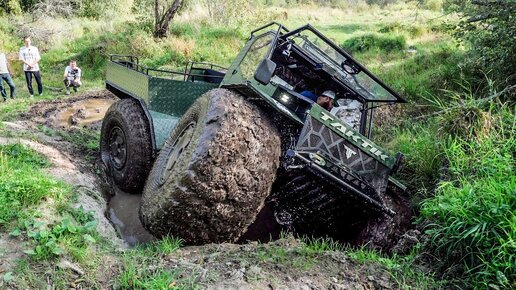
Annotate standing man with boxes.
[0,51,16,102]
[63,60,82,95]
[19,36,42,97]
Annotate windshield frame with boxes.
[279,24,405,103]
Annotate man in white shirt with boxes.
[0,51,16,102]
[63,60,82,95]
[19,36,42,97]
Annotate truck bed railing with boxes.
[109,55,226,83]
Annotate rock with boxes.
[392,229,421,254]
[57,260,84,276]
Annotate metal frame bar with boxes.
[280,24,405,103]
[109,55,225,82]
[291,150,395,216]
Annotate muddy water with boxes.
[55,98,115,127]
[107,187,155,247]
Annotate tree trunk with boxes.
[154,0,183,38]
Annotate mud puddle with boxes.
[106,187,155,247]
[55,98,115,127]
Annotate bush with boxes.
[445,0,516,87]
[341,33,406,53]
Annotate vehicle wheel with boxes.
[100,98,153,192]
[139,88,281,244]
[353,185,413,252]
[268,168,369,241]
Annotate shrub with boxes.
[445,0,516,87]
[341,33,406,53]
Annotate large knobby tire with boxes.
[269,168,370,241]
[100,98,153,193]
[139,88,281,244]
[353,185,413,252]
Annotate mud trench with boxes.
[28,92,412,249]
[22,91,157,247]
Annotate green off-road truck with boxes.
[100,22,408,247]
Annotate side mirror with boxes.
[254,58,276,85]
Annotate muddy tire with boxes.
[100,98,153,193]
[269,169,369,241]
[139,88,281,244]
[353,186,413,251]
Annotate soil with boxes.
[152,238,401,289]
[0,91,417,288]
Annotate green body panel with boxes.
[149,110,180,149]
[106,60,217,150]
[309,104,395,168]
[148,78,217,117]
[106,61,149,101]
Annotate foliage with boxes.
[341,33,406,53]
[154,0,184,38]
[386,122,443,199]
[419,99,515,288]
[115,237,198,289]
[11,210,97,261]
[444,0,516,87]
[0,144,70,227]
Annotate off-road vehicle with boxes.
[100,22,407,246]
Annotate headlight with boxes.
[309,153,326,167]
[280,94,290,103]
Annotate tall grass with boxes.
[419,103,515,288]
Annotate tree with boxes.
[154,0,183,38]
[445,0,516,86]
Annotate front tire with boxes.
[100,98,153,192]
[139,88,281,244]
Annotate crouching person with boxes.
[63,60,81,95]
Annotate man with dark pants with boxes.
[0,51,16,102]
[19,36,42,97]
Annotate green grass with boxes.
[341,33,407,53]
[37,125,100,156]
[0,144,70,227]
[417,99,515,288]
[347,247,440,289]
[114,236,199,289]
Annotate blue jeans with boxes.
[0,73,16,101]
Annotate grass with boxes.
[0,143,70,227]
[0,143,105,288]
[418,104,515,288]
[114,236,201,289]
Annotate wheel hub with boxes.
[159,122,196,185]
[108,126,127,170]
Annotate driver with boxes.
[316,90,335,111]
[300,89,335,111]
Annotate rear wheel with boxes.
[100,98,153,192]
[140,88,282,244]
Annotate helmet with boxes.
[321,90,336,99]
